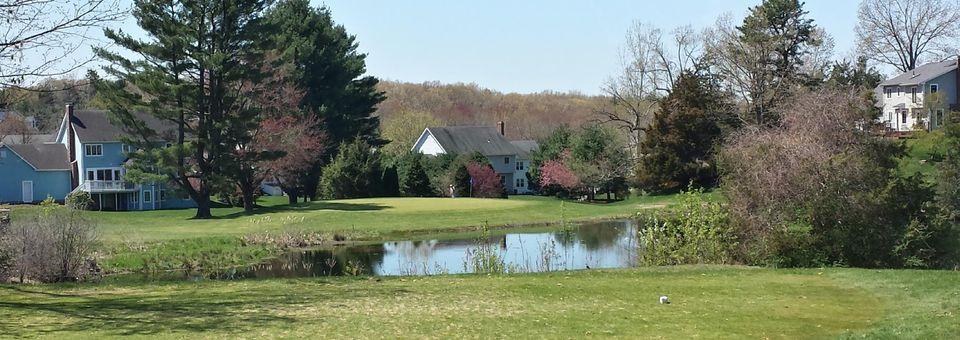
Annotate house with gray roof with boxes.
[412,122,538,194]
[0,104,198,209]
[0,143,72,203]
[877,59,959,131]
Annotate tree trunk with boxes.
[194,194,212,219]
[303,164,322,201]
[287,193,298,205]
[241,184,256,213]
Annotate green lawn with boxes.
[899,130,947,180]
[0,266,955,338]
[14,195,679,243]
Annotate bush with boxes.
[320,139,383,199]
[65,191,93,210]
[635,188,737,266]
[466,162,505,198]
[1,209,100,283]
[398,153,433,197]
[720,89,957,268]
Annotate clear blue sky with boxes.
[98,1,861,95]
[315,0,861,95]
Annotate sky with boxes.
[313,0,862,95]
[84,0,862,95]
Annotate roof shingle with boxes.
[4,143,70,171]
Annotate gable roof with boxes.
[0,134,54,145]
[424,126,524,156]
[880,60,958,86]
[510,140,539,158]
[69,110,176,143]
[3,143,70,171]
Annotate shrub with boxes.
[65,191,93,210]
[398,153,433,197]
[466,162,505,198]
[320,139,383,199]
[1,209,100,283]
[720,89,956,268]
[635,188,737,266]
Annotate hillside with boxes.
[376,81,608,140]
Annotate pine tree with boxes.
[399,153,433,197]
[265,0,385,200]
[636,72,738,193]
[93,0,271,218]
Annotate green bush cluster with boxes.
[635,188,737,266]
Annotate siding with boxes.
[0,146,71,203]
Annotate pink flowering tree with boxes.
[538,154,580,197]
[466,162,505,198]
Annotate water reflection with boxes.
[235,219,638,278]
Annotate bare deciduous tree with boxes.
[856,0,960,72]
[0,0,123,87]
[597,22,703,157]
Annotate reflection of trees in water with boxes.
[244,245,386,277]
[552,221,628,250]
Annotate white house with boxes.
[876,59,959,132]
[412,122,538,194]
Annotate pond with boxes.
[230,219,639,278]
[120,219,640,281]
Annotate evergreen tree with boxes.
[319,139,382,199]
[399,153,433,197]
[636,72,738,193]
[265,0,385,200]
[93,0,271,218]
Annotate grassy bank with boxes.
[0,266,955,338]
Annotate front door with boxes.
[22,181,33,203]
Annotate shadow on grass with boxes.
[216,201,390,219]
[0,281,404,337]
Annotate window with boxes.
[912,87,918,103]
[84,144,103,156]
[931,84,939,94]
[0,150,6,159]
[515,178,525,188]
[516,161,525,171]
[143,190,152,203]
[937,109,945,126]
[885,87,892,98]
[159,190,167,201]
[897,86,902,96]
[902,111,908,124]
[503,157,510,164]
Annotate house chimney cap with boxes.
[496,121,505,136]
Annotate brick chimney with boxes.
[66,104,78,188]
[955,56,960,110]
[496,121,505,136]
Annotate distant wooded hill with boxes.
[376,81,607,140]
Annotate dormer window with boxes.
[84,144,103,156]
[885,87,892,98]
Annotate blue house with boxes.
[49,105,196,211]
[0,143,72,203]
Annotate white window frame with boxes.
[912,87,918,103]
[931,84,939,94]
[515,160,525,171]
[885,87,892,98]
[143,190,153,203]
[84,144,103,157]
[503,157,510,164]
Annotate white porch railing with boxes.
[77,180,139,193]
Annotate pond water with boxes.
[224,219,640,278]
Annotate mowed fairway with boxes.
[13,195,678,242]
[0,266,956,339]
